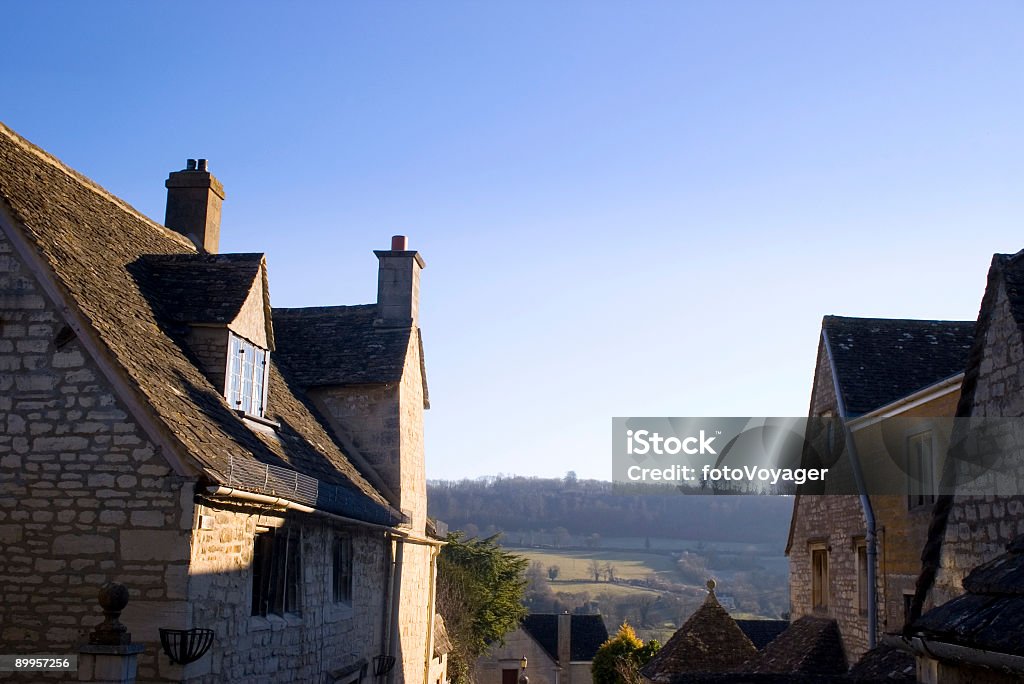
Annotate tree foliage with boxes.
[436,532,528,683]
[591,623,660,684]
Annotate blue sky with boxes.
[4,2,1023,480]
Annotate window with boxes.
[811,544,829,611]
[855,541,868,616]
[251,527,302,616]
[907,431,936,509]
[228,333,268,418]
[333,536,353,603]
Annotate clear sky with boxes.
[3,2,1023,481]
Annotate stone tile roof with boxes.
[138,253,273,346]
[846,645,914,683]
[272,305,411,386]
[744,616,847,676]
[434,614,454,657]
[0,121,397,525]
[734,620,789,651]
[822,316,974,416]
[519,614,608,664]
[641,590,758,682]
[911,535,1024,656]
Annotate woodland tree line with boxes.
[428,474,793,545]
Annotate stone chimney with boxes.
[374,235,425,327]
[165,159,225,254]
[558,611,572,684]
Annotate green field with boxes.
[516,548,680,582]
[550,580,661,597]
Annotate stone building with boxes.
[476,613,607,684]
[786,316,973,663]
[904,250,1024,682]
[0,121,447,683]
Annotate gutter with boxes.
[846,372,964,431]
[203,486,443,546]
[906,635,1024,675]
[822,330,878,650]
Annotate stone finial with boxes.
[89,581,132,646]
[707,578,717,593]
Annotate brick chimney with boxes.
[558,610,572,684]
[374,235,426,327]
[165,159,225,253]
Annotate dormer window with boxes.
[228,332,268,418]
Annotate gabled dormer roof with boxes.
[822,315,974,416]
[138,252,275,349]
[0,120,398,526]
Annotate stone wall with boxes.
[186,326,230,395]
[0,225,195,680]
[185,501,388,683]
[934,279,1024,605]
[790,338,868,661]
[306,328,435,684]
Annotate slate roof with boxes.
[642,590,758,682]
[822,316,974,416]
[846,645,914,683]
[0,121,397,525]
[272,305,411,386]
[743,616,847,676]
[138,253,274,347]
[910,535,1024,656]
[734,620,789,651]
[519,614,608,664]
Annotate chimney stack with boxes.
[374,235,425,327]
[165,158,225,253]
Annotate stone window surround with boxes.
[854,536,868,617]
[810,539,830,612]
[251,525,303,618]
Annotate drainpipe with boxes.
[382,533,395,681]
[388,536,405,684]
[422,546,440,684]
[822,331,878,650]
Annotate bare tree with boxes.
[589,558,602,582]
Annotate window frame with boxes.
[227,332,269,418]
[810,542,829,611]
[251,526,302,617]
[332,535,354,604]
[907,430,936,510]
[855,539,868,616]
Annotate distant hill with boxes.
[428,476,793,547]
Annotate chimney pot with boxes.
[197,159,208,172]
[391,235,408,251]
[186,159,197,171]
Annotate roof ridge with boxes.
[0,120,196,252]
[824,314,974,325]
[273,303,377,314]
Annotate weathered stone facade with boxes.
[185,505,388,682]
[0,123,444,684]
[933,279,1024,606]
[789,324,967,664]
[0,227,195,679]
